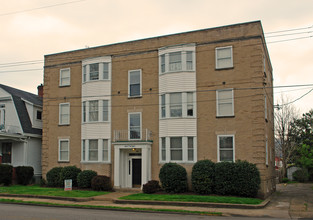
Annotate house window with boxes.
[216,89,234,117]
[59,139,69,162]
[89,100,99,122]
[161,94,166,118]
[129,112,141,140]
[159,44,195,74]
[83,66,87,82]
[188,137,194,161]
[1,143,12,163]
[170,137,182,161]
[82,101,86,122]
[60,68,70,86]
[218,135,234,162]
[88,139,98,161]
[169,52,182,71]
[59,103,70,125]
[89,63,99,80]
[128,70,141,97]
[0,105,5,130]
[161,137,166,161]
[216,46,233,69]
[103,100,109,121]
[170,93,182,117]
[103,63,109,80]
[161,92,195,118]
[102,139,109,162]
[81,139,110,163]
[36,110,42,120]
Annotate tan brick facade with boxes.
[43,21,275,198]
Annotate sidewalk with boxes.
[1,183,313,219]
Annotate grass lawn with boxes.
[120,193,263,205]
[0,185,109,198]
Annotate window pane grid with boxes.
[129,113,141,139]
[169,52,182,71]
[103,63,109,80]
[219,136,234,162]
[216,47,232,69]
[129,70,141,97]
[170,137,182,161]
[89,100,99,121]
[103,100,109,121]
[88,140,98,161]
[170,93,182,117]
[103,139,108,162]
[59,140,69,161]
[89,64,99,80]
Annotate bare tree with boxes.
[275,94,299,178]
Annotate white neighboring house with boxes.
[0,84,42,181]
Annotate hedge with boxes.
[0,164,13,186]
[59,166,81,187]
[191,160,215,194]
[46,167,63,187]
[91,175,112,191]
[77,170,98,188]
[159,163,187,193]
[16,166,34,185]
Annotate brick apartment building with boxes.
[42,20,275,197]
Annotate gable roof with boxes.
[0,84,42,135]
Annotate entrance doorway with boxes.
[132,158,141,187]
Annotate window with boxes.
[83,100,109,123]
[60,68,70,86]
[170,137,182,161]
[59,139,69,162]
[216,89,234,117]
[0,105,5,130]
[103,100,109,121]
[216,46,233,69]
[160,136,196,162]
[161,95,166,118]
[59,103,70,125]
[89,139,98,161]
[158,44,195,74]
[129,113,141,140]
[169,52,182,71]
[170,93,182,117]
[89,63,99,80]
[161,92,195,118]
[218,135,234,162]
[89,100,99,122]
[82,57,111,83]
[128,70,141,97]
[1,143,12,163]
[81,139,110,162]
[102,139,109,162]
[36,110,42,120]
[188,137,194,161]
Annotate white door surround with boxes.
[113,142,152,189]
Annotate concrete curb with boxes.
[114,198,270,209]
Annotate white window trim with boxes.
[217,134,235,162]
[215,46,233,69]
[128,112,142,140]
[216,89,234,117]
[128,69,142,98]
[59,103,70,125]
[81,139,111,163]
[158,44,196,74]
[58,138,70,162]
[159,136,197,163]
[82,100,110,123]
[59,68,70,87]
[82,56,112,83]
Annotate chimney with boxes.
[37,84,43,97]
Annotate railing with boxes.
[114,129,152,142]
[0,124,21,134]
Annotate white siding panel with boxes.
[26,138,42,175]
[82,123,111,139]
[82,81,111,100]
[159,72,196,93]
[159,119,197,137]
[0,100,22,133]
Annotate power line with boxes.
[275,88,313,108]
[0,0,87,17]
[265,25,313,35]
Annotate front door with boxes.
[132,158,141,187]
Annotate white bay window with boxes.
[82,100,110,123]
[81,139,110,163]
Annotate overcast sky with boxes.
[1,0,312,115]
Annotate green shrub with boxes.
[91,175,112,191]
[59,166,81,187]
[77,170,98,188]
[46,167,63,187]
[142,180,161,194]
[293,168,309,183]
[214,162,236,196]
[232,160,260,197]
[159,163,187,193]
[214,161,260,197]
[40,178,47,187]
[0,164,13,186]
[282,177,289,183]
[192,160,215,194]
[308,168,313,182]
[15,166,34,185]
